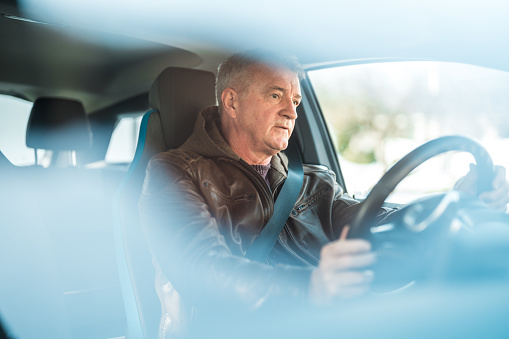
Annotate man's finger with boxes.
[480,181,509,202]
[322,252,376,270]
[480,186,500,202]
[332,285,373,299]
[317,271,374,299]
[491,165,507,189]
[339,225,350,241]
[321,238,372,257]
[324,270,375,287]
[480,193,509,211]
[454,163,478,195]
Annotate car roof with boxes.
[2,0,509,113]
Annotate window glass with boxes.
[308,62,509,203]
[0,95,37,166]
[105,115,143,163]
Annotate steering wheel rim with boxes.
[348,135,495,239]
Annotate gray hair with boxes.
[215,50,305,109]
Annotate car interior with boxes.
[2,0,509,338]
[115,67,217,339]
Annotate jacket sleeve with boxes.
[138,153,313,311]
[331,181,397,239]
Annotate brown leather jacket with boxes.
[139,106,392,336]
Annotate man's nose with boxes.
[281,97,298,120]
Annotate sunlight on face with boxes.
[235,64,301,158]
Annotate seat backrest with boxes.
[26,97,91,166]
[114,67,216,339]
[149,67,217,149]
[0,152,72,338]
[21,98,126,336]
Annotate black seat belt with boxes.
[246,139,304,262]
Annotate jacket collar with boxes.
[179,106,288,180]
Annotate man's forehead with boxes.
[248,63,300,89]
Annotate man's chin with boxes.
[269,141,289,153]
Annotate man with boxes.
[139,50,509,335]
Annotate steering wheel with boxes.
[348,135,496,240]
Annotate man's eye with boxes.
[271,94,280,99]
[293,100,300,106]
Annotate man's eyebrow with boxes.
[268,86,286,93]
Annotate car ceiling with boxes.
[0,1,207,113]
[2,0,509,114]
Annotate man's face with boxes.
[235,64,301,158]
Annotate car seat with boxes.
[26,97,91,166]
[23,97,125,337]
[0,150,72,338]
[114,67,216,339]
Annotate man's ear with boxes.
[221,88,238,119]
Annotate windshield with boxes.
[308,61,509,203]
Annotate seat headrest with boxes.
[26,97,91,151]
[149,67,216,149]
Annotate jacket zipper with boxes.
[281,187,330,265]
[283,225,320,265]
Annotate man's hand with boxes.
[454,164,509,211]
[309,234,375,305]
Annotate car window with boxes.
[105,115,143,163]
[308,61,509,203]
[0,95,41,166]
